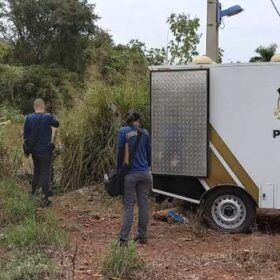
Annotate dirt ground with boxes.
[53,186,280,280]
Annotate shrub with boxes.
[0,105,24,123]
[0,42,12,64]
[0,64,80,114]
[102,241,137,279]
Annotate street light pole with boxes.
[206,1,243,63]
[206,0,219,63]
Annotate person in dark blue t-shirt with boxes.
[117,110,152,245]
[23,99,59,207]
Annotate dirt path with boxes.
[53,187,280,280]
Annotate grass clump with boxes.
[0,180,36,226]
[102,241,138,279]
[0,179,69,278]
[0,251,60,280]
[3,212,68,249]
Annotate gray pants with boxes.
[119,171,152,241]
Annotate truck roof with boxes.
[149,62,280,71]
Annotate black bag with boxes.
[104,131,142,197]
[23,114,44,157]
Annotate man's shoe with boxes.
[42,200,51,208]
[133,236,148,245]
[30,188,37,196]
[118,239,128,247]
[48,190,54,197]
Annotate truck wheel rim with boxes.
[211,195,246,229]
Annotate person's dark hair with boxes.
[126,110,141,125]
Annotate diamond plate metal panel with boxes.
[151,70,208,177]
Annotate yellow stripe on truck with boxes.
[205,150,236,187]
[210,125,259,203]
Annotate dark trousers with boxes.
[32,153,52,201]
[119,171,152,240]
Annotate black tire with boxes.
[202,187,256,233]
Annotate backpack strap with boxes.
[128,130,142,166]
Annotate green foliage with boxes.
[0,123,24,179]
[92,36,149,85]
[0,177,68,279]
[102,241,137,279]
[0,41,11,63]
[0,105,24,123]
[146,47,166,65]
[59,80,149,190]
[0,64,79,114]
[250,43,278,62]
[3,214,68,248]
[218,47,224,64]
[0,251,60,280]
[167,13,201,64]
[0,180,36,226]
[0,0,99,72]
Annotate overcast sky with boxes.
[92,0,280,63]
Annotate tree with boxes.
[0,0,99,72]
[218,48,224,64]
[167,13,201,64]
[249,44,278,62]
[146,48,166,66]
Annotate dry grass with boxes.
[229,242,280,273]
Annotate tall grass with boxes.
[59,82,149,191]
[0,106,24,179]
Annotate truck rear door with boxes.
[151,68,209,180]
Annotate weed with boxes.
[102,240,137,279]
[3,212,68,249]
[0,180,36,226]
[0,250,60,280]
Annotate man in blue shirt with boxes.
[117,110,152,245]
[23,99,59,207]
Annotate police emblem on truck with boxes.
[273,88,280,138]
[274,88,280,120]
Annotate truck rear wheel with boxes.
[202,188,256,233]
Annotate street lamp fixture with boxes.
[218,3,244,25]
[206,0,244,62]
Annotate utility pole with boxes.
[206,0,218,63]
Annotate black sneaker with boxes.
[133,236,148,245]
[31,188,37,196]
[48,190,54,197]
[118,239,128,247]
[42,200,51,208]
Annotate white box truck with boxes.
[150,62,280,233]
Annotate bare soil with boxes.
[52,187,280,280]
